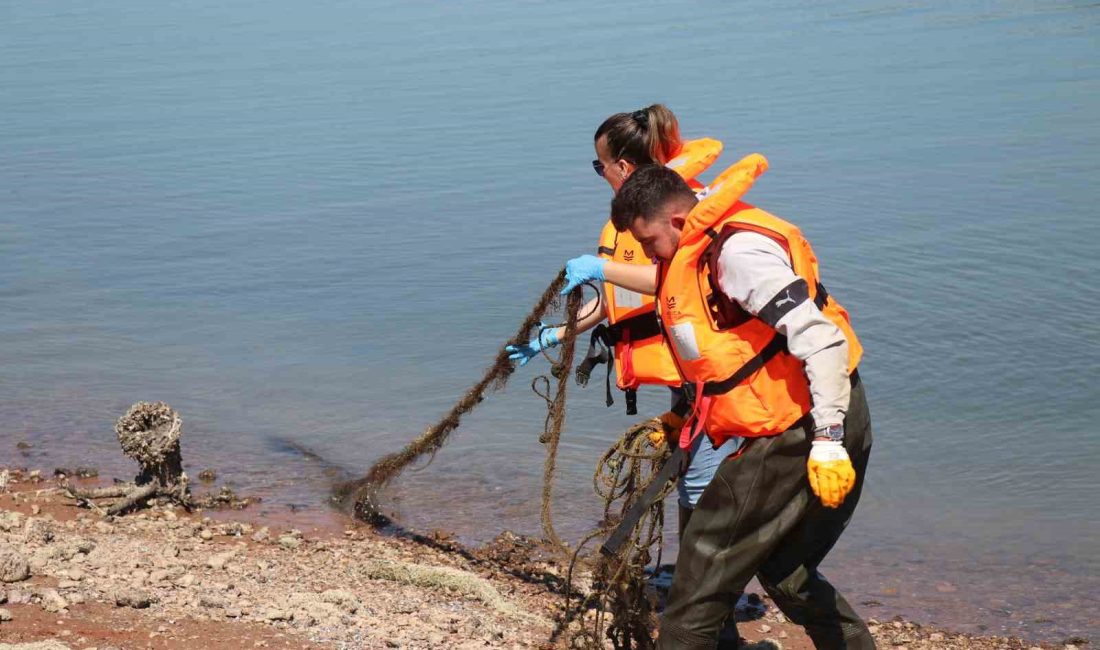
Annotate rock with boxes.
[934,581,957,593]
[264,608,292,621]
[7,589,31,604]
[929,632,945,642]
[199,529,214,541]
[30,504,41,515]
[206,550,236,570]
[57,539,95,559]
[277,535,300,550]
[0,607,11,622]
[28,550,49,573]
[23,519,55,544]
[57,580,81,589]
[0,544,31,583]
[225,607,242,618]
[320,589,360,614]
[115,589,156,609]
[174,573,196,588]
[38,588,67,612]
[251,527,270,543]
[200,594,228,609]
[0,511,24,532]
[68,592,85,605]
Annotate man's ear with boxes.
[670,215,686,231]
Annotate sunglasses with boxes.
[591,159,606,177]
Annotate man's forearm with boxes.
[603,262,658,295]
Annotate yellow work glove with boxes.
[806,440,856,508]
[648,411,685,448]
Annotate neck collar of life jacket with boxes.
[680,153,769,245]
[665,138,723,182]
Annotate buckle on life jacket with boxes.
[574,311,663,415]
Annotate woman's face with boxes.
[595,135,636,193]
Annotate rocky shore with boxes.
[0,467,1086,650]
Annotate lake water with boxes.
[2,0,1098,642]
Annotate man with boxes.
[563,157,874,650]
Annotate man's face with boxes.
[628,207,685,262]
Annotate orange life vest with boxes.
[577,138,723,415]
[655,154,862,447]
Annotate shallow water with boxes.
[2,0,1098,642]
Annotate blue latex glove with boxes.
[561,255,607,295]
[505,324,560,366]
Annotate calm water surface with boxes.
[2,0,1098,642]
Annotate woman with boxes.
[506,104,740,535]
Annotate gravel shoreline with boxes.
[0,467,1087,650]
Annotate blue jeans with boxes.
[669,387,742,509]
[678,432,742,509]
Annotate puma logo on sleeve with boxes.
[774,290,796,309]
[758,279,811,327]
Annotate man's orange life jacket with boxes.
[576,138,723,415]
[655,154,862,447]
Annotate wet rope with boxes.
[336,270,677,648]
[533,288,583,550]
[339,271,587,533]
[555,417,675,649]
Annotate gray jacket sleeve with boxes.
[715,231,850,430]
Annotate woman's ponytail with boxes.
[595,103,683,166]
[642,104,682,165]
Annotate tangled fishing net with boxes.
[337,272,680,648]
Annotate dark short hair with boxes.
[610,165,698,232]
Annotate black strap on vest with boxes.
[697,224,833,398]
[701,335,788,396]
[700,281,832,398]
[575,323,615,409]
[597,245,615,256]
[607,309,663,343]
[574,310,664,415]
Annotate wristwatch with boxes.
[814,423,845,442]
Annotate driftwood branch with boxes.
[63,401,252,515]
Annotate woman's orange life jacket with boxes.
[655,154,862,448]
[578,138,723,415]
